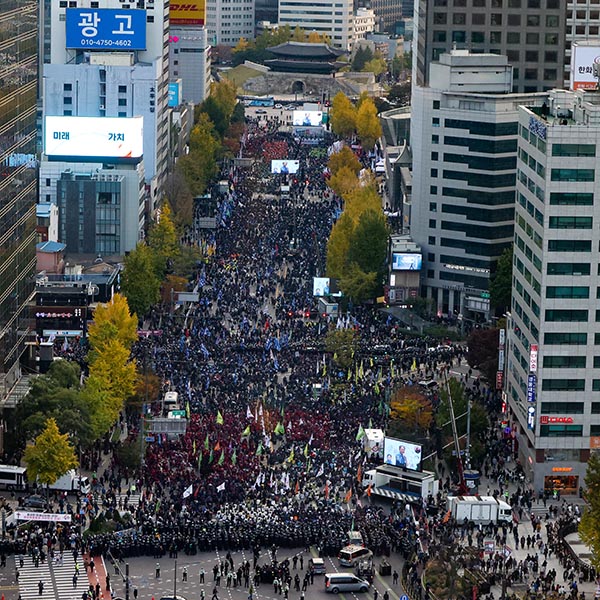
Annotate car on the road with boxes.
[256,109,267,114]
[309,557,326,575]
[325,573,370,593]
[22,495,49,510]
[285,105,295,111]
[274,103,283,109]
[160,596,188,600]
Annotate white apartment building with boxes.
[278,0,354,50]
[410,50,544,322]
[205,0,255,46]
[506,88,600,494]
[354,8,376,42]
[169,26,212,104]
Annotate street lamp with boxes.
[174,558,177,599]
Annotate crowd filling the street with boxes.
[2,109,596,600]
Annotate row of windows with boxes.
[520,125,547,153]
[441,204,514,222]
[515,233,542,272]
[434,0,561,7]
[544,332,587,345]
[517,170,545,203]
[549,192,594,206]
[547,262,590,275]
[551,168,595,182]
[517,213,543,250]
[444,119,518,137]
[519,148,545,178]
[549,216,593,229]
[442,187,515,206]
[551,143,596,157]
[444,153,516,171]
[517,192,543,227]
[444,169,516,188]
[443,136,517,154]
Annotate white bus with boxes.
[0,465,27,490]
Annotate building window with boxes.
[546,286,589,299]
[428,236,436,245]
[541,379,585,391]
[432,135,439,144]
[472,14,485,25]
[508,14,521,26]
[547,263,590,275]
[490,31,502,43]
[549,216,593,229]
[433,100,440,110]
[64,97,72,105]
[552,143,596,157]
[507,32,520,43]
[433,30,447,42]
[545,309,588,322]
[551,169,594,182]
[431,168,438,177]
[118,85,127,93]
[452,31,466,43]
[546,14,559,26]
[527,15,540,25]
[453,13,466,24]
[430,186,438,194]
[63,83,72,91]
[540,402,584,413]
[118,99,127,106]
[118,112,127,117]
[548,239,591,252]
[543,332,587,345]
[540,425,583,437]
[542,355,586,368]
[433,12,447,23]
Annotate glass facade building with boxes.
[0,0,38,395]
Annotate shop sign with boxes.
[496,371,503,390]
[527,406,535,430]
[552,467,573,472]
[591,436,600,449]
[527,374,536,402]
[540,416,573,424]
[529,344,538,372]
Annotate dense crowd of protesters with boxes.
[8,113,593,600]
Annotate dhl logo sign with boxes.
[170,0,205,24]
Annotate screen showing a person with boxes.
[313,277,330,296]
[292,111,323,127]
[392,253,423,271]
[271,160,300,174]
[383,437,422,471]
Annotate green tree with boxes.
[163,172,194,231]
[363,57,387,77]
[81,375,119,440]
[199,95,229,138]
[121,243,161,318]
[17,362,93,446]
[347,209,389,276]
[466,328,500,383]
[580,452,600,570]
[88,293,138,360]
[327,146,361,176]
[24,418,78,487]
[325,328,358,370]
[177,114,219,195]
[326,213,354,280]
[148,203,179,278]
[355,98,382,151]
[330,92,356,138]
[338,262,378,304]
[352,46,373,71]
[490,246,513,315]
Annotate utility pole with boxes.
[174,559,178,599]
[125,563,130,600]
[465,397,472,470]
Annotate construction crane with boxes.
[442,372,468,495]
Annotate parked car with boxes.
[274,103,283,109]
[22,495,48,510]
[256,109,267,114]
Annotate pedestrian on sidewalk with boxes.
[200,567,205,583]
[73,573,78,588]
[106,573,111,591]
[183,566,188,582]
[156,563,161,578]
[38,581,44,596]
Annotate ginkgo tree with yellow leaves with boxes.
[388,388,433,438]
[24,418,78,489]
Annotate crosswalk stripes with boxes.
[16,552,89,600]
[15,555,54,600]
[52,552,84,600]
[98,493,141,511]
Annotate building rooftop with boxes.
[36,241,66,254]
[267,42,345,59]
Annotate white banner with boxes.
[15,511,72,522]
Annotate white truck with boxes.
[49,470,91,494]
[361,465,438,502]
[447,495,513,524]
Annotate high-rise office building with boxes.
[278,0,354,50]
[506,88,600,494]
[40,0,170,211]
[205,0,254,46]
[413,0,566,93]
[0,0,38,406]
[411,50,544,321]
